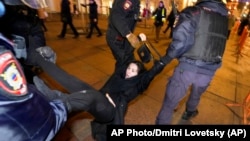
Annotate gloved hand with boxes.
[160,55,172,65]
[152,59,165,74]
[126,33,143,48]
[36,46,57,64]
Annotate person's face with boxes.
[159,2,163,7]
[125,63,139,79]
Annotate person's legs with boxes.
[163,24,170,33]
[86,22,94,38]
[58,22,67,38]
[94,23,102,36]
[33,76,115,123]
[68,90,115,123]
[155,25,162,42]
[29,50,93,93]
[156,66,193,124]
[185,73,212,112]
[181,73,213,120]
[33,76,69,101]
[68,22,79,37]
[91,120,111,141]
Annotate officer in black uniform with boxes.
[106,0,144,72]
[81,0,102,38]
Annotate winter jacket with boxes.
[0,85,67,141]
[107,0,141,38]
[165,0,228,75]
[100,60,165,124]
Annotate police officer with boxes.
[81,0,102,38]
[0,1,115,140]
[0,1,68,140]
[106,0,145,72]
[0,0,50,83]
[156,0,228,124]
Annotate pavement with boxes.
[39,14,250,141]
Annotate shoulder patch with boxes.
[0,51,27,96]
[123,0,132,10]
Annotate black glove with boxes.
[160,55,172,65]
[152,59,166,75]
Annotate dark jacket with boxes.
[106,0,140,38]
[0,84,67,141]
[167,9,179,26]
[165,0,228,75]
[0,35,67,141]
[60,0,72,22]
[89,1,98,20]
[100,61,165,124]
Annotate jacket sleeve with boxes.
[166,7,199,59]
[109,0,140,37]
[137,60,165,93]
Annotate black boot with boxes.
[181,109,198,120]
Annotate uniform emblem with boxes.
[123,0,132,10]
[0,51,27,96]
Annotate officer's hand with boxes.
[126,33,143,48]
[138,33,146,41]
[81,3,86,7]
[160,55,172,65]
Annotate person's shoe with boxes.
[73,34,79,39]
[181,109,198,120]
[57,35,64,39]
[97,33,102,37]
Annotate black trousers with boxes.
[87,21,102,37]
[59,21,79,37]
[30,51,115,123]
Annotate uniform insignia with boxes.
[0,51,27,96]
[123,0,132,10]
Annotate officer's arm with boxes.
[166,7,198,59]
[109,0,135,37]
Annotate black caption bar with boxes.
[107,125,250,140]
